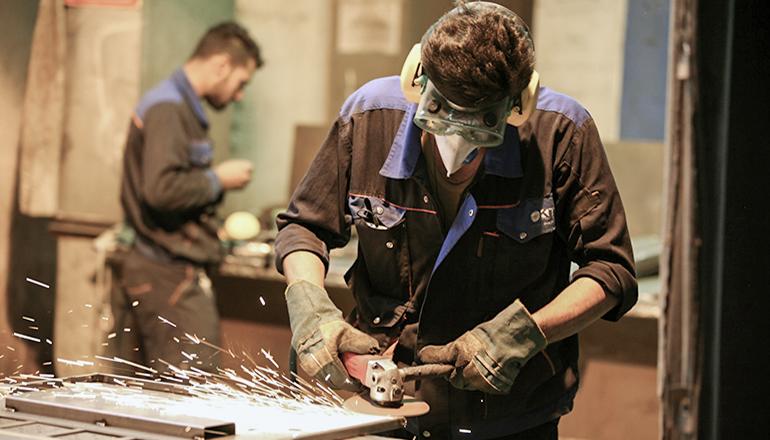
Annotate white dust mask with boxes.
[434,134,478,177]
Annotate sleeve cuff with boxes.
[274,223,331,275]
[204,169,222,202]
[572,261,638,321]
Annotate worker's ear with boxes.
[399,44,423,104]
[210,53,234,79]
[507,70,540,127]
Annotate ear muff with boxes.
[507,70,540,127]
[400,44,423,104]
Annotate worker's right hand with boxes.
[285,280,379,391]
[213,159,253,190]
[418,299,547,395]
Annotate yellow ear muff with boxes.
[507,70,540,127]
[400,44,423,104]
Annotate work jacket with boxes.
[275,76,638,439]
[121,68,223,266]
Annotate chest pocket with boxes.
[490,194,556,302]
[347,195,410,324]
[189,139,213,167]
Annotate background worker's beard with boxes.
[205,74,234,110]
[205,95,227,110]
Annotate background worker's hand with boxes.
[285,280,379,391]
[418,299,547,395]
[214,159,253,190]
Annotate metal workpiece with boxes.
[1,373,403,440]
[5,380,236,438]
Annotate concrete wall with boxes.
[0,0,43,375]
[606,141,664,238]
[224,0,332,217]
[58,6,142,221]
[534,0,629,143]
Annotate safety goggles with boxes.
[413,77,514,147]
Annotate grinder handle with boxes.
[400,364,455,382]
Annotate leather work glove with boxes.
[418,299,547,395]
[285,280,379,391]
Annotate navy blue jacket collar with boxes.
[172,68,209,129]
[379,105,523,180]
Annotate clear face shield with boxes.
[413,76,516,148]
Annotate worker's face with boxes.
[206,58,256,110]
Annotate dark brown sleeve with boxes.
[141,103,220,212]
[274,118,354,274]
[554,118,638,321]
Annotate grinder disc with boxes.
[343,393,430,417]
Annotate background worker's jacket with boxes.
[121,68,224,265]
[275,77,638,439]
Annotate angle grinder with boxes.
[341,352,453,417]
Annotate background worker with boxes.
[117,21,263,372]
[276,1,637,438]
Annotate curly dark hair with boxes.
[420,1,534,107]
[190,21,264,69]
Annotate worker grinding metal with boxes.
[276,1,637,439]
[117,22,262,372]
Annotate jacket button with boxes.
[423,195,430,204]
[468,209,474,217]
[422,431,431,438]
[373,316,381,325]
[530,210,541,222]
[385,241,394,249]
[375,206,384,215]
[519,232,528,240]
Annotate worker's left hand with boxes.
[418,299,547,394]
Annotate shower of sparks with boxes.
[261,349,279,369]
[25,277,49,289]
[459,428,472,434]
[84,304,93,308]
[259,296,266,306]
[94,355,158,374]
[157,316,177,327]
[184,333,201,344]
[57,358,94,367]
[132,300,139,307]
[28,326,39,331]
[13,332,41,343]
[45,339,52,345]
[22,316,35,322]
[0,311,392,437]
